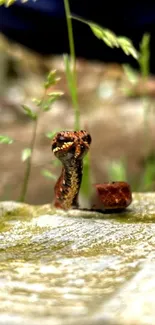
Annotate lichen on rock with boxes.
[0,193,155,325]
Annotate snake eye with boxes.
[82,134,91,145]
[58,136,73,143]
[58,136,67,142]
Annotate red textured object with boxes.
[94,181,132,210]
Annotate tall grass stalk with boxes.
[63,0,92,201]
[63,0,80,130]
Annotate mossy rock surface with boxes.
[0,193,155,325]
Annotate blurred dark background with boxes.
[1,0,155,72]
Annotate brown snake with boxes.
[51,130,132,211]
[51,130,91,210]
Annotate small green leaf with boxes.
[52,159,61,167]
[118,37,138,59]
[32,98,42,106]
[6,0,15,6]
[123,64,139,84]
[42,98,55,111]
[42,92,63,111]
[46,131,57,139]
[0,0,29,5]
[47,91,64,97]
[107,160,127,182]
[0,135,13,144]
[41,169,57,180]
[21,148,32,162]
[90,24,118,48]
[44,70,60,89]
[71,15,139,60]
[22,105,37,120]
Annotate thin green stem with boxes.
[63,0,80,130]
[139,34,150,150]
[19,91,47,202]
[63,0,91,201]
[19,115,40,202]
[63,0,75,74]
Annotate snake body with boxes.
[51,130,91,210]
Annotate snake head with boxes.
[51,130,91,161]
